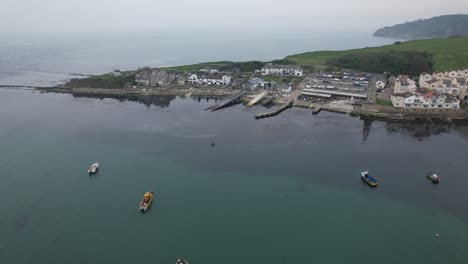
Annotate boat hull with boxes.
[139,193,153,213]
[361,172,378,187]
[88,163,99,174]
[427,174,440,184]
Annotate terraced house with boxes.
[419,69,468,101]
[260,63,303,77]
[187,72,231,86]
[391,88,460,109]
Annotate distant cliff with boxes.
[374,14,468,39]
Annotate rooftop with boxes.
[393,91,414,98]
[302,88,367,98]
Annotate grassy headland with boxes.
[286,36,468,72]
[67,71,136,89]
[164,59,296,72]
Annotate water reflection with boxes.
[72,94,177,108]
[362,119,373,143]
[70,93,468,141]
[385,122,454,140]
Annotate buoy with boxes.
[435,233,440,237]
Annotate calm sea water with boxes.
[0,30,401,86]
[1,89,468,264]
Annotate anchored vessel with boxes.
[139,192,154,213]
[361,171,378,187]
[88,163,99,174]
[427,172,440,184]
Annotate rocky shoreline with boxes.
[36,86,237,99]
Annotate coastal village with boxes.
[118,63,468,121]
[49,60,468,122]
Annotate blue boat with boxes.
[361,171,378,187]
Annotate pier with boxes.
[254,100,293,120]
[247,91,269,107]
[205,90,250,111]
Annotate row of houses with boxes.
[391,89,460,109]
[134,63,304,87]
[258,63,303,77]
[135,68,233,87]
[188,73,231,86]
[390,69,468,109]
[419,70,468,100]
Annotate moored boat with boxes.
[361,171,378,187]
[139,192,154,213]
[176,257,189,264]
[88,162,99,174]
[426,172,440,184]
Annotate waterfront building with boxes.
[419,70,468,101]
[187,73,231,86]
[391,88,460,109]
[261,63,303,77]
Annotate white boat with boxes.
[427,172,440,184]
[176,257,189,264]
[88,163,99,174]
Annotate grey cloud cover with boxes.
[1,0,467,33]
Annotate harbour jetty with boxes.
[255,100,293,119]
[206,90,250,111]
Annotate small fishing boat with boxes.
[88,163,99,174]
[426,172,440,184]
[176,257,189,264]
[139,192,154,213]
[361,171,378,187]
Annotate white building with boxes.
[244,77,264,90]
[419,70,468,101]
[391,88,460,109]
[376,80,386,89]
[188,73,231,86]
[261,63,303,77]
[277,84,292,93]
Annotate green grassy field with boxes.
[285,36,468,72]
[376,98,393,107]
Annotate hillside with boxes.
[373,14,468,39]
[285,36,468,73]
[71,36,468,87]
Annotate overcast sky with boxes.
[1,0,467,33]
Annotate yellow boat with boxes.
[139,192,154,213]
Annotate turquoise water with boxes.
[1,89,468,263]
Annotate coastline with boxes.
[36,86,237,98]
[34,86,468,122]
